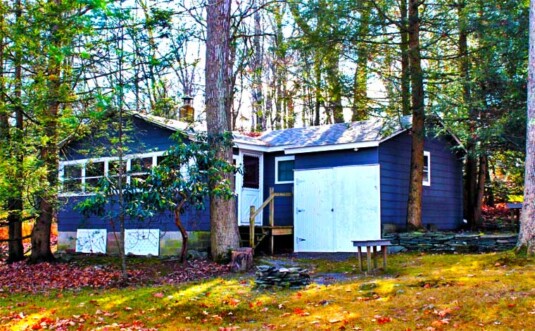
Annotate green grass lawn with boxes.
[1,251,534,330]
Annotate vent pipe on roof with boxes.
[179,95,194,123]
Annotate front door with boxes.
[238,151,263,225]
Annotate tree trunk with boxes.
[8,0,25,263]
[458,0,480,228]
[352,2,370,122]
[1,1,25,263]
[323,45,343,124]
[251,0,264,131]
[313,55,321,126]
[174,207,188,264]
[485,158,495,206]
[205,0,240,262]
[400,0,410,116]
[464,145,478,226]
[517,0,535,255]
[30,98,58,263]
[472,154,487,228]
[406,0,425,230]
[30,0,65,263]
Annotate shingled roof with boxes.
[251,117,410,148]
[134,111,416,152]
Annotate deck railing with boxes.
[248,187,292,251]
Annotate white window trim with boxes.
[59,151,166,196]
[423,151,431,186]
[275,155,295,184]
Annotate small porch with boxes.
[239,187,293,255]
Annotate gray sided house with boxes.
[57,113,464,255]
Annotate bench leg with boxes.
[366,247,372,272]
[382,245,387,269]
[373,246,378,269]
[357,246,363,271]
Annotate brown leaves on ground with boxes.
[0,259,231,294]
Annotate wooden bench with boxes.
[352,239,392,272]
[506,203,522,231]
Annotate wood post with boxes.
[247,188,293,252]
[366,247,372,272]
[357,246,363,271]
[382,245,388,269]
[249,205,255,248]
[373,246,378,269]
[269,187,275,255]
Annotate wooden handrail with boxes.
[249,187,292,249]
[250,191,292,220]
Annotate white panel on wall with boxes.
[333,165,381,251]
[125,229,160,256]
[293,168,334,252]
[76,229,107,254]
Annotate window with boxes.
[423,151,431,186]
[275,156,295,184]
[156,155,168,166]
[130,157,153,183]
[108,160,127,186]
[243,155,260,189]
[63,164,83,192]
[85,161,104,190]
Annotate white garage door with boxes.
[294,165,381,252]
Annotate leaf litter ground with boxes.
[0,251,534,330]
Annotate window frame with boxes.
[59,151,166,196]
[275,155,295,184]
[423,151,431,186]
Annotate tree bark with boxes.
[30,0,65,263]
[251,0,264,131]
[406,0,425,230]
[7,0,25,263]
[400,0,410,116]
[0,0,25,263]
[30,86,58,263]
[517,0,535,255]
[174,206,188,264]
[472,154,487,228]
[326,47,344,124]
[352,1,370,122]
[458,0,480,228]
[205,0,240,262]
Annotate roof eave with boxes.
[284,141,380,155]
[233,140,287,152]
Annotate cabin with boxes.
[57,113,464,255]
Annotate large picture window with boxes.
[423,151,431,186]
[275,156,295,184]
[59,151,165,195]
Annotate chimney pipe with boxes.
[179,95,194,122]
